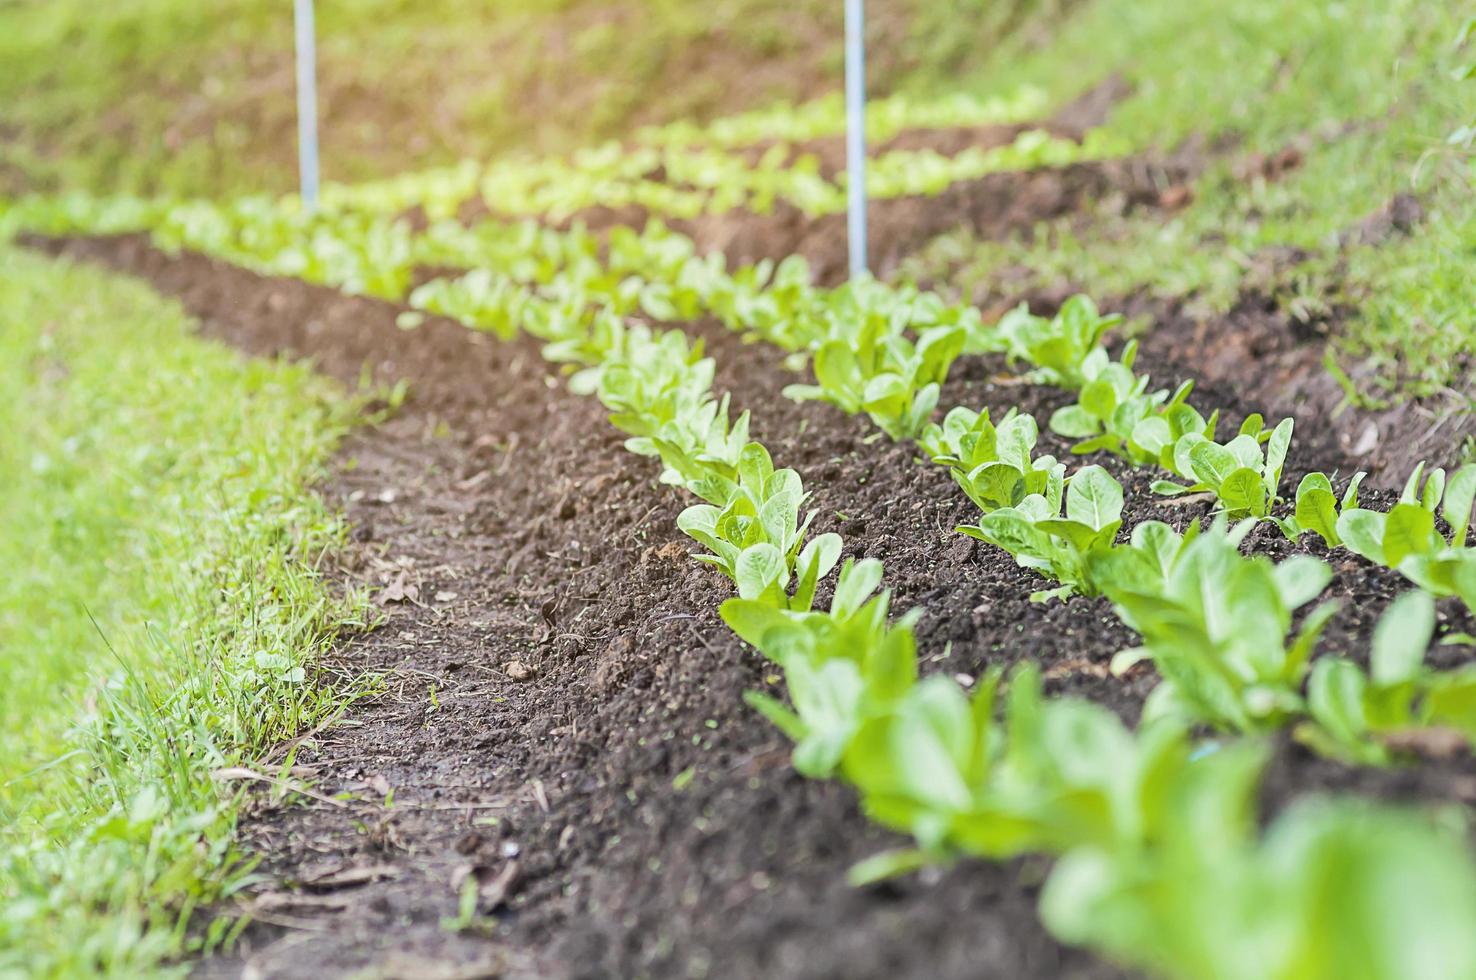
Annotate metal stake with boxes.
[844,0,868,278]
[294,0,320,210]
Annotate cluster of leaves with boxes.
[728,582,1476,980]
[925,430,1476,758]
[475,127,1121,221]
[1302,590,1476,765]
[1095,518,1336,732]
[1048,340,1216,467]
[1274,459,1476,616]
[1150,415,1295,519]
[959,464,1124,602]
[1334,463,1476,595]
[919,407,1135,599]
[783,318,966,439]
[1020,317,1297,519]
[919,406,1064,511]
[992,295,1123,387]
[1045,749,1476,980]
[1272,470,1366,546]
[365,191,1476,976]
[678,444,843,610]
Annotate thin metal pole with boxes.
[844,0,868,278]
[294,0,320,210]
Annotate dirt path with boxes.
[31,236,1476,979]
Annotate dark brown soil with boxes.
[27,234,1476,980]
[1127,290,1476,488]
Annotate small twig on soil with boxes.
[683,621,723,657]
[211,766,348,809]
[1158,492,1217,507]
[262,710,353,766]
[239,909,332,933]
[246,891,352,912]
[387,799,511,812]
[496,431,521,474]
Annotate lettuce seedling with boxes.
[1042,756,1476,980]
[579,318,753,495]
[646,393,752,499]
[1048,341,1218,466]
[409,269,534,340]
[1100,518,1336,733]
[958,464,1123,601]
[989,295,1122,388]
[783,322,966,439]
[919,407,1065,512]
[722,559,921,776]
[678,443,843,608]
[844,664,1206,866]
[1336,463,1476,596]
[1271,470,1366,547]
[1301,591,1476,764]
[1152,415,1294,519]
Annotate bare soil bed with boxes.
[28,216,1476,978]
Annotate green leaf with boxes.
[1151,479,1193,497]
[1130,416,1173,457]
[1443,464,1476,546]
[1337,509,1387,565]
[1294,473,1340,547]
[861,682,972,815]
[831,558,885,619]
[1262,418,1294,490]
[1037,518,1107,553]
[788,659,865,777]
[977,509,1051,559]
[792,532,844,612]
[743,689,807,742]
[812,340,859,387]
[1219,467,1268,517]
[1050,404,1100,440]
[1422,467,1448,512]
[1079,378,1119,420]
[1371,591,1435,686]
[1306,658,1371,748]
[1426,672,1476,744]
[719,598,800,661]
[1384,503,1438,567]
[1188,439,1238,489]
[1066,466,1123,531]
[1401,462,1427,504]
[847,848,934,886]
[1272,555,1334,610]
[965,461,1027,511]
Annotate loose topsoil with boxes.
[28,229,1476,980]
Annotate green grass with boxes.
[0,244,371,977]
[899,0,1476,405]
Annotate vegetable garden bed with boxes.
[30,226,1476,978]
